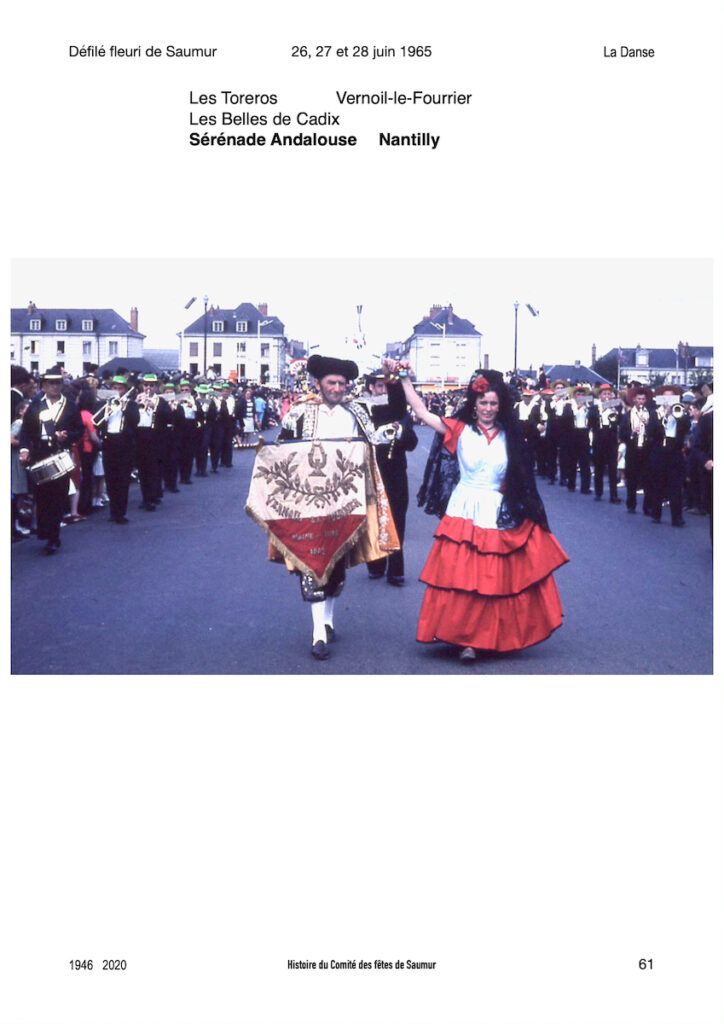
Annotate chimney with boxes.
[27,300,36,314]
[257,303,268,317]
[429,304,443,319]
[130,307,138,332]
[574,359,581,367]
[591,343,597,365]
[447,303,454,326]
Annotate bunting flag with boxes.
[526,304,540,317]
[246,438,375,584]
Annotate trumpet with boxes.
[92,386,137,426]
[138,393,158,414]
[656,400,685,419]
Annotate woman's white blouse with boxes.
[446,426,508,529]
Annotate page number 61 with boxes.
[638,958,654,970]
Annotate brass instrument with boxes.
[138,392,158,415]
[655,399,685,419]
[92,386,137,426]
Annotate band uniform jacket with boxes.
[618,404,655,450]
[647,408,690,451]
[18,392,83,463]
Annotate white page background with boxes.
[2,1,721,1022]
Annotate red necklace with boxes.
[476,422,500,444]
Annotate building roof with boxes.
[184,302,284,335]
[600,346,713,368]
[544,364,612,384]
[410,305,481,338]
[11,307,145,339]
[144,348,180,371]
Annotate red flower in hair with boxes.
[471,375,490,394]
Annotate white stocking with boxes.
[311,601,327,644]
[323,596,336,628]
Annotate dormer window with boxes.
[82,319,94,331]
[29,318,41,331]
[236,320,249,333]
[55,319,67,331]
[212,320,224,333]
[636,350,649,367]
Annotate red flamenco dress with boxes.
[417,419,569,651]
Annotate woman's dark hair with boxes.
[77,388,97,412]
[454,369,515,430]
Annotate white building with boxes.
[180,301,297,385]
[597,344,714,386]
[11,302,145,377]
[387,304,483,385]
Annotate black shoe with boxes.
[367,570,384,580]
[610,497,622,504]
[650,517,661,524]
[325,625,337,643]
[42,543,56,555]
[387,577,405,587]
[142,503,156,512]
[195,472,208,477]
[594,495,602,501]
[672,520,686,528]
[311,640,330,660]
[181,480,193,485]
[211,468,218,474]
[113,515,129,524]
[627,507,636,514]
[167,487,180,493]
[581,489,591,495]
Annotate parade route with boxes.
[11,429,713,676]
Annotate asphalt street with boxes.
[11,428,713,675]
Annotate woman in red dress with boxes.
[387,362,569,661]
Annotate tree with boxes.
[592,353,618,383]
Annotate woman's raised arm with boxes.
[382,359,446,435]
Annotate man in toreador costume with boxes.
[253,354,404,660]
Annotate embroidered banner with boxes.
[246,439,371,584]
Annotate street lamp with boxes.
[257,316,274,384]
[513,301,539,375]
[184,295,210,377]
[202,295,209,376]
[678,340,690,385]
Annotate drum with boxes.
[28,450,75,486]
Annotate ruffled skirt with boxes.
[417,515,569,652]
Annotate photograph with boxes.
[11,258,714,675]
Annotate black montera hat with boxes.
[307,354,359,382]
